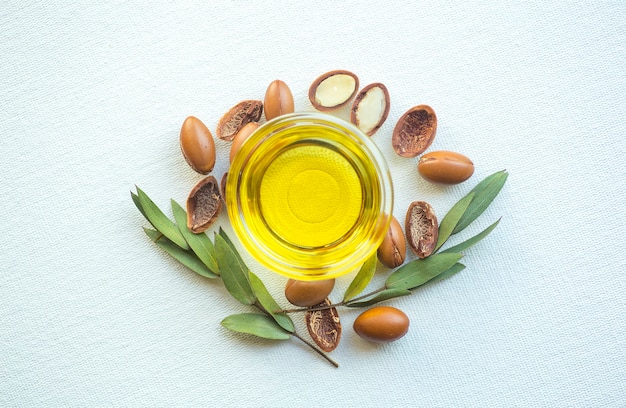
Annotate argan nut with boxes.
[353,306,409,343]
[220,172,228,205]
[308,70,359,111]
[350,83,390,136]
[392,105,437,158]
[306,298,341,352]
[377,216,406,268]
[406,201,438,258]
[179,116,216,174]
[230,122,260,163]
[418,150,474,185]
[186,176,221,233]
[284,278,335,307]
[216,100,263,141]
[264,80,294,121]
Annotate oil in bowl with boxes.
[226,113,393,280]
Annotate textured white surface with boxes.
[1,1,625,407]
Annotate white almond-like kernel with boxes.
[350,83,390,136]
[308,70,359,111]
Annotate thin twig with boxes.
[292,331,339,368]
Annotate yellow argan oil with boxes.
[226,113,393,280]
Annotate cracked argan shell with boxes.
[264,80,294,121]
[220,172,228,205]
[350,83,390,136]
[392,105,437,158]
[308,70,359,111]
[179,116,216,174]
[405,201,438,258]
[216,100,263,141]
[305,298,341,352]
[186,176,222,233]
[377,216,406,268]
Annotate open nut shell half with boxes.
[186,176,222,233]
[405,201,438,258]
[216,100,263,141]
[308,70,359,111]
[305,298,341,352]
[350,83,390,136]
[392,105,437,158]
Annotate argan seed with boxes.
[306,298,341,352]
[308,70,359,111]
[264,80,294,121]
[179,116,216,174]
[392,105,437,158]
[353,306,409,343]
[350,83,390,136]
[186,176,221,233]
[377,216,406,268]
[216,100,263,141]
[285,278,335,307]
[418,150,474,185]
[405,201,438,258]
[230,122,260,163]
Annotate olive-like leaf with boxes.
[218,228,247,269]
[346,288,412,308]
[385,253,463,290]
[452,170,508,234]
[249,272,294,333]
[171,199,219,274]
[221,313,290,340]
[135,187,189,250]
[143,228,218,279]
[131,191,149,221]
[434,192,475,253]
[420,262,466,287]
[214,233,256,305]
[442,218,501,254]
[343,253,377,302]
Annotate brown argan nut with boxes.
[353,306,409,343]
[306,298,341,352]
[392,105,437,158]
[216,100,263,141]
[179,116,216,174]
[220,172,228,205]
[418,150,474,185]
[350,83,390,136]
[284,278,335,307]
[405,201,438,258]
[264,80,295,121]
[230,122,260,163]
[186,176,221,233]
[377,216,406,268]
[308,70,359,111]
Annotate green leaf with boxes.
[171,199,219,274]
[434,192,475,253]
[218,228,246,268]
[343,253,377,302]
[143,228,218,279]
[420,262,466,287]
[214,233,256,305]
[131,191,149,221]
[135,187,190,250]
[442,218,501,254]
[221,313,290,340]
[249,272,294,333]
[452,170,508,234]
[346,288,412,308]
[385,253,463,290]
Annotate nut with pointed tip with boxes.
[179,116,216,174]
[216,100,263,141]
[264,80,294,121]
[186,176,221,233]
[230,122,260,163]
[405,201,438,258]
[353,306,409,343]
[377,216,406,268]
[418,150,474,184]
[392,105,437,158]
[285,278,335,307]
[308,70,359,111]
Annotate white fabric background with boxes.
[1,1,625,407]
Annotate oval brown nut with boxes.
[350,83,390,136]
[377,216,406,268]
[353,306,409,343]
[308,70,359,111]
[230,122,260,163]
[264,80,294,121]
[392,105,437,158]
[179,116,216,174]
[186,176,222,233]
[418,150,474,185]
[406,201,438,258]
[216,100,263,141]
[306,298,341,352]
[284,278,335,307]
